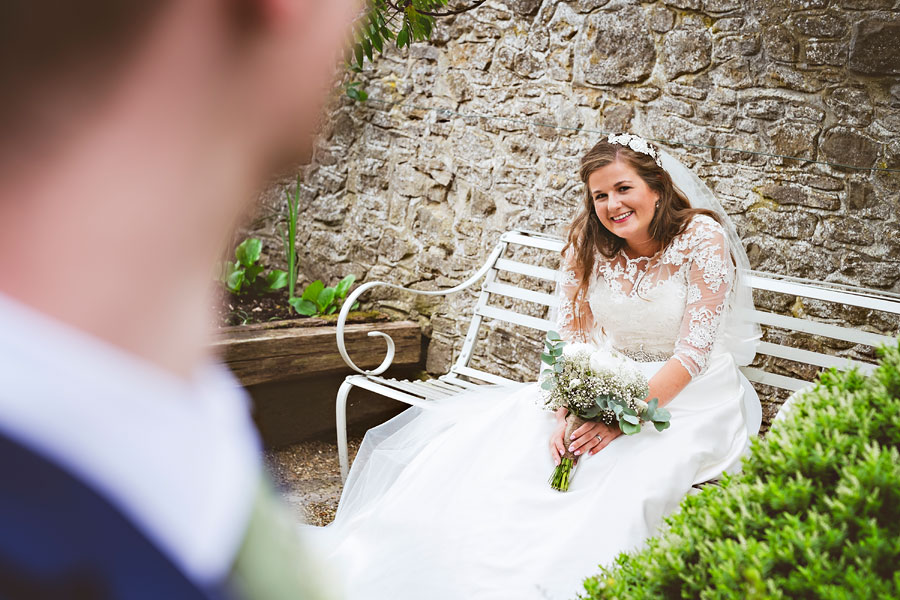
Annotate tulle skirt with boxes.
[301,352,751,600]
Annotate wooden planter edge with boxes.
[213,320,424,387]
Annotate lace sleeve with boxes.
[555,247,593,344]
[673,217,735,377]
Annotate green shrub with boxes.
[579,341,900,600]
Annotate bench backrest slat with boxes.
[494,258,559,282]
[755,341,877,374]
[739,367,810,392]
[748,273,900,315]
[743,308,895,348]
[483,281,559,308]
[445,230,899,394]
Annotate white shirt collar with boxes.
[0,292,261,583]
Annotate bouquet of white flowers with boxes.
[540,331,671,491]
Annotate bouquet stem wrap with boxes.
[549,414,587,492]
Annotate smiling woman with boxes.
[562,136,724,334]
[589,161,662,257]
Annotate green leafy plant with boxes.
[289,275,359,317]
[281,177,301,300]
[343,0,487,101]
[579,340,900,599]
[221,238,288,295]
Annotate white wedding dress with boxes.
[301,214,757,600]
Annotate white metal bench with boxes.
[334,229,900,481]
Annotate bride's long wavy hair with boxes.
[562,139,722,330]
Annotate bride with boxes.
[300,134,762,600]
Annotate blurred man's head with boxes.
[1,0,357,176]
[0,0,357,376]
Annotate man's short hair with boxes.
[0,1,173,136]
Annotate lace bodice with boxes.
[556,215,735,378]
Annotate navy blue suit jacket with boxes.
[0,429,232,600]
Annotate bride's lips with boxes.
[610,210,634,224]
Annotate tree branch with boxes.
[415,0,489,17]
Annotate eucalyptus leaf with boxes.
[540,378,556,391]
[554,363,564,373]
[621,405,638,417]
[580,405,602,419]
[654,421,671,432]
[620,421,641,435]
[540,352,555,365]
[622,413,640,425]
[551,346,564,357]
[546,330,561,341]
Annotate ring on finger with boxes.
[595,434,603,442]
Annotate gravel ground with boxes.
[264,436,363,526]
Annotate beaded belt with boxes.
[616,345,671,363]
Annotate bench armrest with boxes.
[336,242,506,375]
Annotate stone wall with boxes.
[248,0,900,424]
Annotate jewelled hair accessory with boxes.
[607,133,663,168]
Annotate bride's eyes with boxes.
[593,186,631,201]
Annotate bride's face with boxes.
[588,159,660,245]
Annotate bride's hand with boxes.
[549,419,568,465]
[568,421,622,457]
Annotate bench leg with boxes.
[336,379,354,483]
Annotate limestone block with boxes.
[710,57,754,89]
[667,81,710,100]
[762,25,798,62]
[765,121,821,160]
[663,0,702,9]
[839,253,900,289]
[662,26,713,79]
[790,13,849,38]
[602,104,634,133]
[826,87,874,127]
[849,18,900,75]
[647,4,675,33]
[713,33,762,60]
[500,0,543,16]
[820,127,879,169]
[756,183,841,210]
[823,216,876,245]
[575,7,657,86]
[703,0,743,12]
[747,207,819,239]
